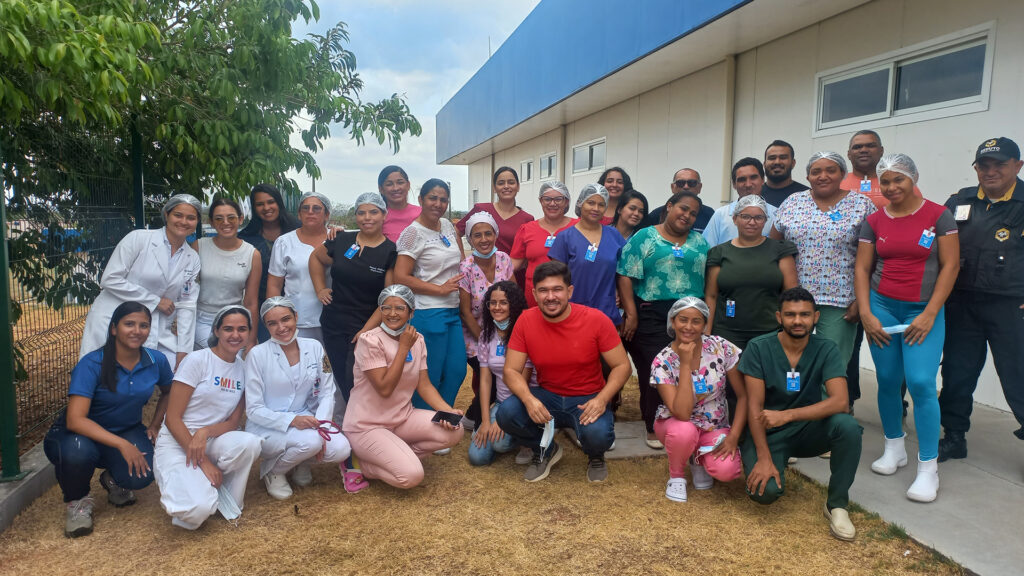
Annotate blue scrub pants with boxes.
[44,419,154,502]
[410,307,466,409]
[867,291,944,460]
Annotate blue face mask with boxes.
[472,246,497,259]
[494,318,511,331]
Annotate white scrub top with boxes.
[267,231,329,329]
[170,348,245,430]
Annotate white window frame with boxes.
[572,138,606,174]
[539,152,557,180]
[520,160,534,183]
[813,22,994,137]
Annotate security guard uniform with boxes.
[939,176,1024,437]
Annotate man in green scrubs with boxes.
[739,287,863,541]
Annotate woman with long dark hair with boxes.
[378,165,420,242]
[45,302,174,537]
[456,166,535,256]
[597,166,634,225]
[467,281,536,466]
[239,184,300,342]
[612,189,649,241]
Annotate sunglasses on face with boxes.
[674,179,700,188]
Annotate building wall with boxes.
[467,0,1023,409]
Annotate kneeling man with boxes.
[497,261,631,483]
[739,287,863,541]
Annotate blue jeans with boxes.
[410,308,467,409]
[868,290,944,460]
[496,387,615,459]
[467,402,517,466]
[43,419,155,502]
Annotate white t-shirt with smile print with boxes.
[173,348,246,430]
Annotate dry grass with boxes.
[0,380,963,576]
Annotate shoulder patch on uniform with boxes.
[995,228,1010,242]
[322,353,332,373]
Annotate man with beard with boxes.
[762,140,809,208]
[496,260,631,483]
[739,287,863,541]
[641,168,714,233]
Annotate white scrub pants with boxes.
[252,426,350,477]
[154,429,262,530]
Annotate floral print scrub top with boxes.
[616,225,709,301]
[773,191,875,307]
[649,335,741,431]
[457,252,513,357]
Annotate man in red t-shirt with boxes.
[496,261,631,483]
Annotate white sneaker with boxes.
[433,447,451,456]
[264,473,293,500]
[665,477,688,502]
[608,439,616,451]
[906,457,939,503]
[291,462,313,487]
[690,460,714,490]
[870,435,908,475]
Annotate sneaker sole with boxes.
[587,469,608,483]
[525,445,563,483]
[665,492,687,503]
[65,525,93,538]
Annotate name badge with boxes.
[495,344,506,357]
[860,179,872,193]
[440,235,451,247]
[405,351,413,363]
[692,373,709,394]
[584,244,598,262]
[918,228,936,249]
[954,205,971,222]
[786,371,801,392]
[829,210,842,222]
[344,243,359,259]
[544,235,556,248]
[672,244,684,258]
[725,299,736,318]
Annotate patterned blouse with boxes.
[457,252,512,356]
[616,225,709,302]
[649,335,741,431]
[773,191,875,307]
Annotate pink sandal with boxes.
[342,467,369,493]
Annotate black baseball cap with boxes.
[974,137,1020,164]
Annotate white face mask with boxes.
[539,418,555,450]
[216,485,241,524]
[270,332,297,346]
[380,322,407,337]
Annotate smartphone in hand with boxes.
[431,411,462,427]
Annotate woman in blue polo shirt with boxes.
[44,301,174,538]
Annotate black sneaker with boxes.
[99,470,136,507]
[586,457,608,483]
[937,430,967,462]
[524,442,562,482]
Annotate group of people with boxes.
[44,133,1023,544]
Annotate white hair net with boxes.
[575,184,609,217]
[378,284,416,310]
[464,212,498,238]
[260,296,296,319]
[875,153,919,184]
[212,305,251,328]
[806,151,848,177]
[300,191,332,214]
[538,181,570,201]
[354,192,387,212]
[734,194,768,215]
[667,296,710,337]
[163,194,202,218]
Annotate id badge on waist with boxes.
[786,371,801,392]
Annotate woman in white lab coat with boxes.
[79,194,203,369]
[244,297,351,500]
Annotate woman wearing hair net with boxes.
[79,194,202,369]
[267,191,332,343]
[509,181,575,307]
[343,285,464,489]
[155,306,262,529]
[771,152,876,401]
[649,297,747,503]
[854,154,959,503]
[244,298,350,500]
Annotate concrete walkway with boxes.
[792,370,1024,576]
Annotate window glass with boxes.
[573,146,589,172]
[895,43,985,111]
[821,68,890,124]
[591,142,605,170]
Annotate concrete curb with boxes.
[0,442,56,533]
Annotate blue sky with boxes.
[289,0,540,211]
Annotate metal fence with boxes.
[0,126,162,475]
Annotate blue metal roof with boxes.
[436,0,751,163]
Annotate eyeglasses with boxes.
[736,213,767,223]
[212,215,239,224]
[380,305,408,313]
[299,204,325,213]
[486,300,509,308]
[540,196,566,205]
[674,179,700,188]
